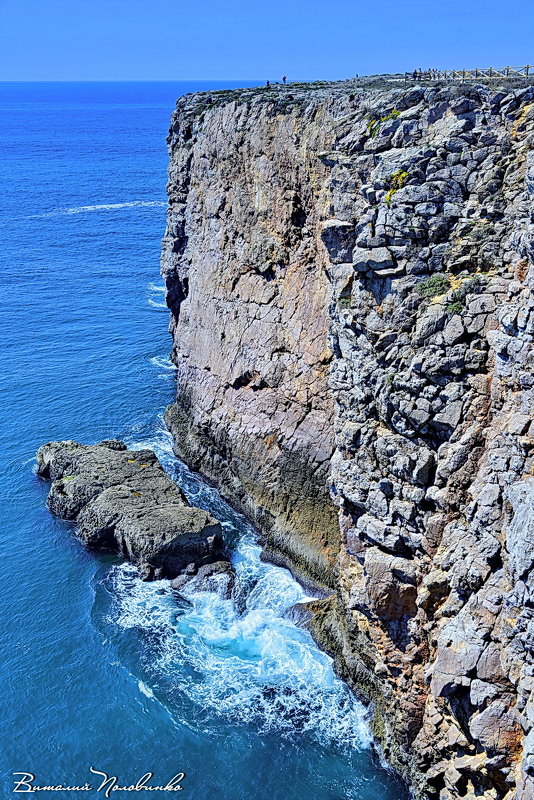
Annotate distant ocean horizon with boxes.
[0,81,407,800]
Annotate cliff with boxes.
[161,78,534,800]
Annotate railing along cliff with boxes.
[404,65,533,82]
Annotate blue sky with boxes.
[0,0,532,81]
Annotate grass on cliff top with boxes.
[191,80,333,101]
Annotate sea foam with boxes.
[105,426,372,752]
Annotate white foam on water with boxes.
[147,298,168,309]
[18,201,166,221]
[147,283,166,292]
[63,201,166,214]
[149,356,176,371]
[108,559,371,750]
[127,427,175,464]
[107,426,372,752]
[138,680,155,699]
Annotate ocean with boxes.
[0,81,408,799]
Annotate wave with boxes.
[149,356,176,371]
[138,680,155,699]
[147,298,168,309]
[107,560,370,750]
[12,201,167,221]
[61,201,166,215]
[147,283,166,293]
[103,424,372,752]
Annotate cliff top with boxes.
[174,72,534,116]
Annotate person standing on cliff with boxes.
[282,75,287,84]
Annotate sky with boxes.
[0,0,532,81]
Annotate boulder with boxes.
[36,440,224,579]
[170,560,235,599]
[352,245,395,273]
[430,609,488,697]
[477,642,507,683]
[469,679,501,708]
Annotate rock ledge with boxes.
[37,439,224,579]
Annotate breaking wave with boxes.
[138,680,155,699]
[107,559,370,750]
[99,425,372,752]
[149,355,176,370]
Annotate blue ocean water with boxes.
[0,82,408,800]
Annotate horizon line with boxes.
[0,78,325,84]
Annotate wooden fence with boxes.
[404,66,534,82]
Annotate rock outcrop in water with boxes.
[161,78,534,799]
[37,440,224,579]
[171,559,235,599]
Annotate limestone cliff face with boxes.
[161,93,341,585]
[162,80,534,800]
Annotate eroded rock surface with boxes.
[161,80,534,799]
[37,440,224,579]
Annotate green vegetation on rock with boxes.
[445,300,464,314]
[416,273,451,298]
[385,170,409,205]
[445,275,488,313]
[367,109,400,138]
